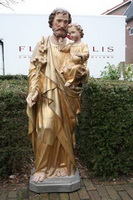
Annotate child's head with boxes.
[68,23,84,42]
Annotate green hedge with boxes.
[0,76,33,177]
[1,76,133,178]
[76,78,133,177]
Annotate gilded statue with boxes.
[26,8,89,183]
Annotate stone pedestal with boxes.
[29,169,80,193]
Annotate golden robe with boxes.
[27,37,85,177]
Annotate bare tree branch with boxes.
[0,0,24,9]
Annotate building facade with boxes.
[102,0,133,64]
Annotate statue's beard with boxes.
[53,28,67,38]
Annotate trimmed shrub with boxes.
[1,76,133,178]
[0,76,33,177]
[76,78,133,177]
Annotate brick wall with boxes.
[126,20,133,63]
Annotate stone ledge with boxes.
[29,169,81,193]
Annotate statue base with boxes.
[29,169,81,193]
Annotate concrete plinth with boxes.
[29,169,81,193]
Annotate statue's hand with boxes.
[26,90,39,107]
[75,53,82,58]
[72,55,81,64]
[58,37,64,44]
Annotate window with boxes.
[130,27,133,36]
[0,40,5,75]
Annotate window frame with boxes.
[130,27,133,36]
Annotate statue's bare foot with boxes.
[56,167,68,177]
[47,167,54,177]
[32,172,46,183]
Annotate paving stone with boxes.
[88,191,101,200]
[105,186,121,200]
[69,191,80,200]
[83,179,96,191]
[29,196,38,200]
[1,178,133,200]
[127,178,133,184]
[118,191,132,200]
[29,190,37,197]
[101,198,111,200]
[39,193,49,200]
[78,186,90,199]
[10,199,18,200]
[8,199,17,200]
[80,179,85,187]
[29,193,49,200]
[59,193,69,200]
[49,193,60,200]
[0,191,8,200]
[96,185,110,199]
[17,187,28,200]
[29,193,41,200]
[8,190,17,198]
[114,185,125,191]
[123,184,133,199]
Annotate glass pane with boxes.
[130,28,133,35]
[0,42,4,75]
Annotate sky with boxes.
[0,0,123,15]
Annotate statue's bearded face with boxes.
[52,13,69,38]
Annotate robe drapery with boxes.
[27,36,84,177]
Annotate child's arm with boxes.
[58,38,72,52]
[75,44,89,63]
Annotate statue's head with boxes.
[68,23,84,38]
[48,8,72,28]
[48,8,72,38]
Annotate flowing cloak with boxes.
[27,36,82,177]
